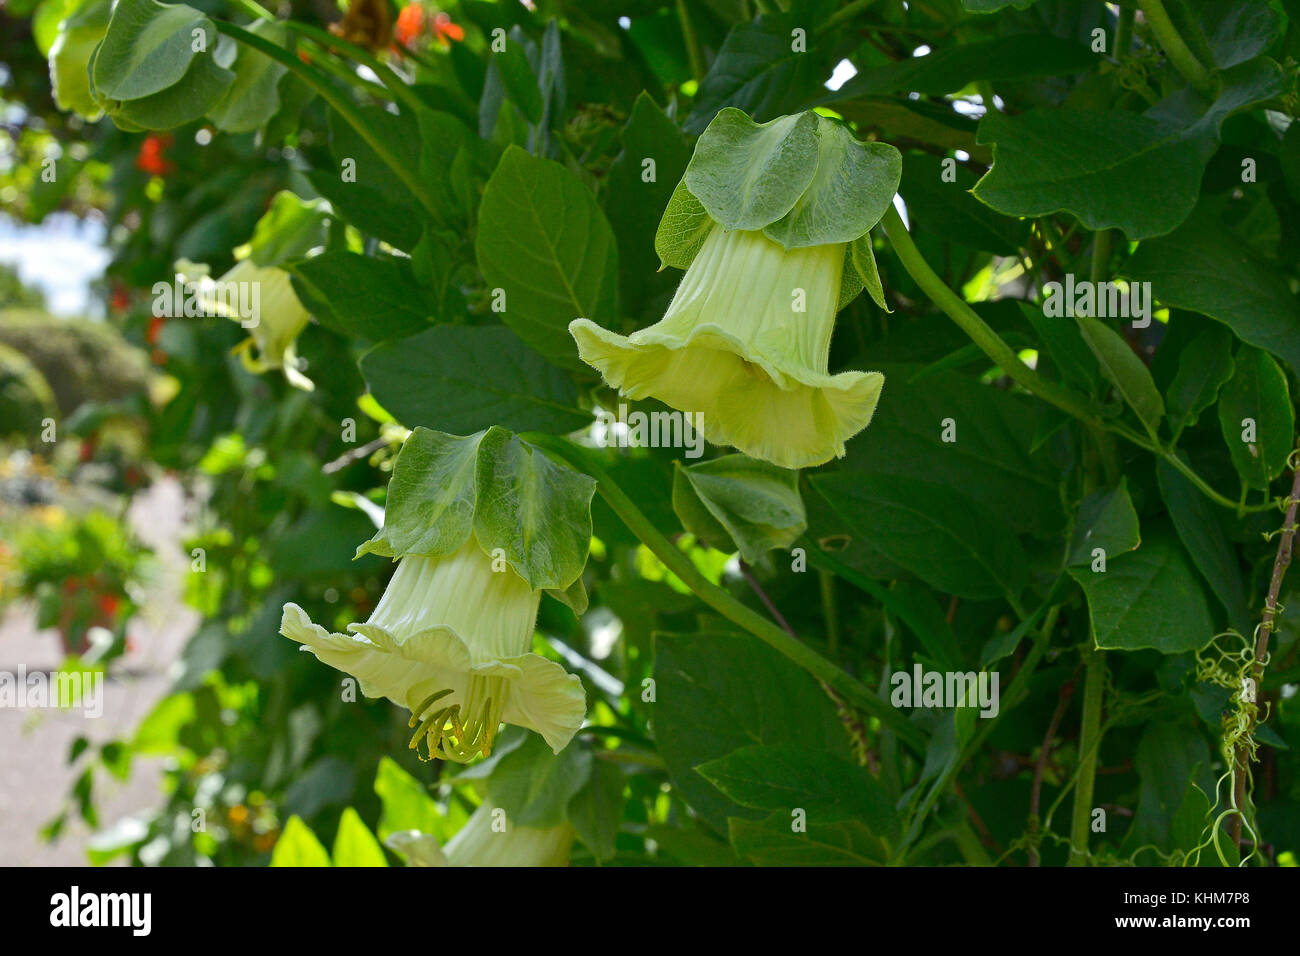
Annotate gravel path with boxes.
[0,477,198,865]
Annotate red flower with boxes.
[394,4,425,47]
[147,315,166,345]
[110,283,130,314]
[432,11,464,44]
[135,134,175,176]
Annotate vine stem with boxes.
[1229,451,1300,848]
[1137,0,1217,97]
[676,0,706,84]
[882,205,1099,425]
[1068,645,1106,866]
[212,20,442,221]
[525,433,926,752]
[1028,669,1077,866]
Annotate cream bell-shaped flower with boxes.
[197,259,314,391]
[280,537,586,762]
[570,224,884,469]
[387,806,576,867]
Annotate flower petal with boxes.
[570,318,883,469]
[499,653,587,754]
[281,603,470,711]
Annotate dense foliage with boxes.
[4,0,1300,867]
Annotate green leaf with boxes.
[357,428,484,560]
[1021,302,1101,390]
[899,153,1028,256]
[972,59,1286,239]
[840,363,1064,537]
[836,97,988,164]
[698,745,896,833]
[309,106,423,251]
[92,0,212,100]
[824,35,1094,99]
[1216,345,1295,489]
[810,472,1028,603]
[1165,325,1236,436]
[728,812,888,865]
[243,191,330,269]
[566,758,623,862]
[476,146,618,368]
[360,326,591,435]
[1077,316,1164,434]
[1067,479,1141,568]
[1069,533,1216,654]
[331,807,388,867]
[685,14,837,134]
[290,252,431,341]
[492,37,543,124]
[487,734,591,828]
[373,756,443,843]
[653,632,852,833]
[100,41,234,130]
[1124,721,1213,855]
[681,108,901,249]
[605,92,694,310]
[358,426,594,590]
[671,455,805,563]
[1157,457,1250,633]
[205,19,286,133]
[47,0,111,119]
[473,428,596,591]
[963,0,1036,10]
[269,815,331,866]
[1126,206,1300,376]
[1187,0,1285,69]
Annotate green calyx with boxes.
[356,426,596,604]
[654,107,900,311]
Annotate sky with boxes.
[0,212,109,317]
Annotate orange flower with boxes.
[394,3,425,47]
[432,11,464,44]
[135,134,174,176]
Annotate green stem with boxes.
[527,435,926,752]
[676,0,707,84]
[212,21,442,221]
[882,205,1099,425]
[1114,5,1135,58]
[1138,0,1217,97]
[1068,645,1106,866]
[819,569,840,658]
